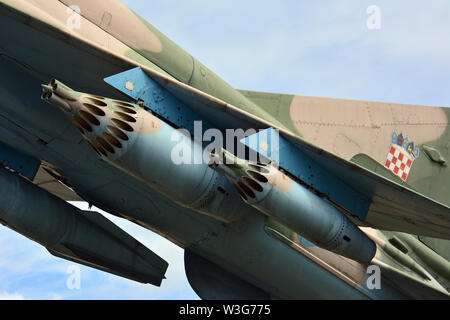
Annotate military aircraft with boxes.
[0,0,449,300]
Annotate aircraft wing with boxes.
[121,67,450,240]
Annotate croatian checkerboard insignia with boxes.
[384,131,420,181]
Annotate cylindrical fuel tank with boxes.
[0,167,168,285]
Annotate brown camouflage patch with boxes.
[139,110,164,134]
[290,95,448,166]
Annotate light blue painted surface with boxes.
[105,68,215,135]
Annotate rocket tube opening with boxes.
[41,92,51,100]
[249,164,270,175]
[51,80,77,102]
[73,115,93,132]
[88,95,106,100]
[242,177,263,193]
[71,120,85,135]
[112,119,134,132]
[87,140,101,156]
[45,92,72,113]
[233,183,248,201]
[238,181,256,199]
[116,106,137,115]
[79,110,100,126]
[247,170,269,184]
[114,111,137,123]
[92,140,108,157]
[96,137,115,154]
[102,132,123,149]
[113,101,135,108]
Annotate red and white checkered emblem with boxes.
[385,145,414,181]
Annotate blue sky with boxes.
[1,0,449,300]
